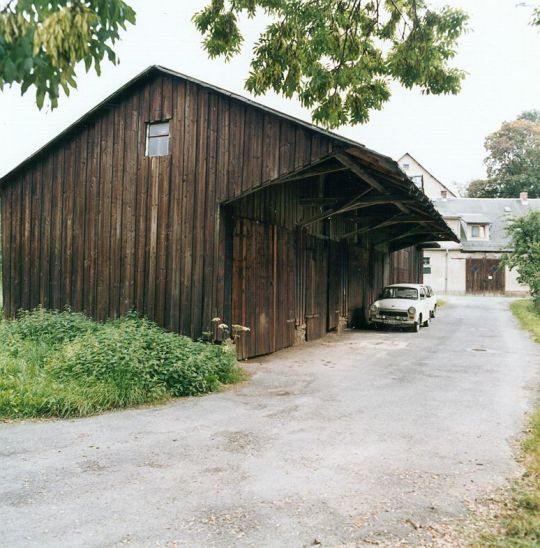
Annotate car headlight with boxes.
[370,304,378,312]
[408,306,416,315]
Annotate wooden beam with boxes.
[336,152,412,214]
[281,162,348,182]
[299,197,342,206]
[299,187,374,227]
[340,214,403,239]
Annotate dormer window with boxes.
[146,121,170,157]
[470,224,488,239]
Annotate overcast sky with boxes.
[1,0,539,192]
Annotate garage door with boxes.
[466,258,505,294]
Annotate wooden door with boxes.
[466,258,505,294]
[232,218,296,359]
[305,237,329,341]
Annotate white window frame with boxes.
[146,120,170,157]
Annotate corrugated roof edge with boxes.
[0,64,373,185]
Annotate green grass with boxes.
[510,299,540,344]
[0,308,244,420]
[475,299,540,546]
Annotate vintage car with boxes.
[368,283,432,332]
[425,285,437,318]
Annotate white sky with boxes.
[1,0,539,191]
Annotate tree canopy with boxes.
[0,0,135,109]
[1,0,468,127]
[467,111,540,199]
[193,0,468,127]
[504,210,540,306]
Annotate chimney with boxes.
[520,191,528,205]
[440,190,448,200]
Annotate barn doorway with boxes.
[466,258,505,294]
[231,217,296,359]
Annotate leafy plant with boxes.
[0,309,243,419]
[194,0,468,128]
[504,211,540,307]
[0,0,136,109]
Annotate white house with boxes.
[397,152,457,200]
[423,193,540,295]
[396,153,539,295]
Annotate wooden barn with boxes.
[0,66,458,358]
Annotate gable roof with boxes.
[433,197,540,252]
[0,65,458,244]
[0,64,361,185]
[398,152,458,198]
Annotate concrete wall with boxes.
[423,250,466,294]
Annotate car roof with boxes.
[385,283,425,288]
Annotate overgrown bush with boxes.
[0,309,243,419]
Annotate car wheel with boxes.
[431,306,436,319]
[423,316,430,328]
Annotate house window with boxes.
[403,163,410,171]
[146,121,170,157]
[470,224,487,239]
[411,175,424,191]
[423,256,431,275]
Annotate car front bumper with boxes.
[369,316,415,326]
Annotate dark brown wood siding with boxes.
[0,73,340,338]
[1,71,426,359]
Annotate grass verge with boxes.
[475,299,540,546]
[0,308,244,420]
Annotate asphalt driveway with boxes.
[1,296,539,547]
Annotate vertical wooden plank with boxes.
[49,149,64,309]
[190,88,208,338]
[109,100,126,318]
[154,153,171,327]
[83,119,101,317]
[10,182,21,317]
[134,81,152,313]
[261,114,280,184]
[202,92,218,332]
[20,171,32,311]
[29,162,43,309]
[119,92,140,316]
[96,110,114,321]
[39,155,53,308]
[178,81,197,334]
[1,185,13,317]
[72,130,88,311]
[216,95,230,202]
[61,139,75,309]
[166,80,186,331]
[228,101,245,199]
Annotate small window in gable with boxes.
[402,163,410,170]
[146,121,170,157]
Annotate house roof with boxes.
[432,197,540,252]
[0,65,458,245]
[397,152,458,198]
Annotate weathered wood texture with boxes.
[0,74,340,337]
[0,71,424,359]
[465,257,504,295]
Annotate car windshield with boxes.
[381,287,418,300]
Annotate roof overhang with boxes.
[226,148,459,247]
